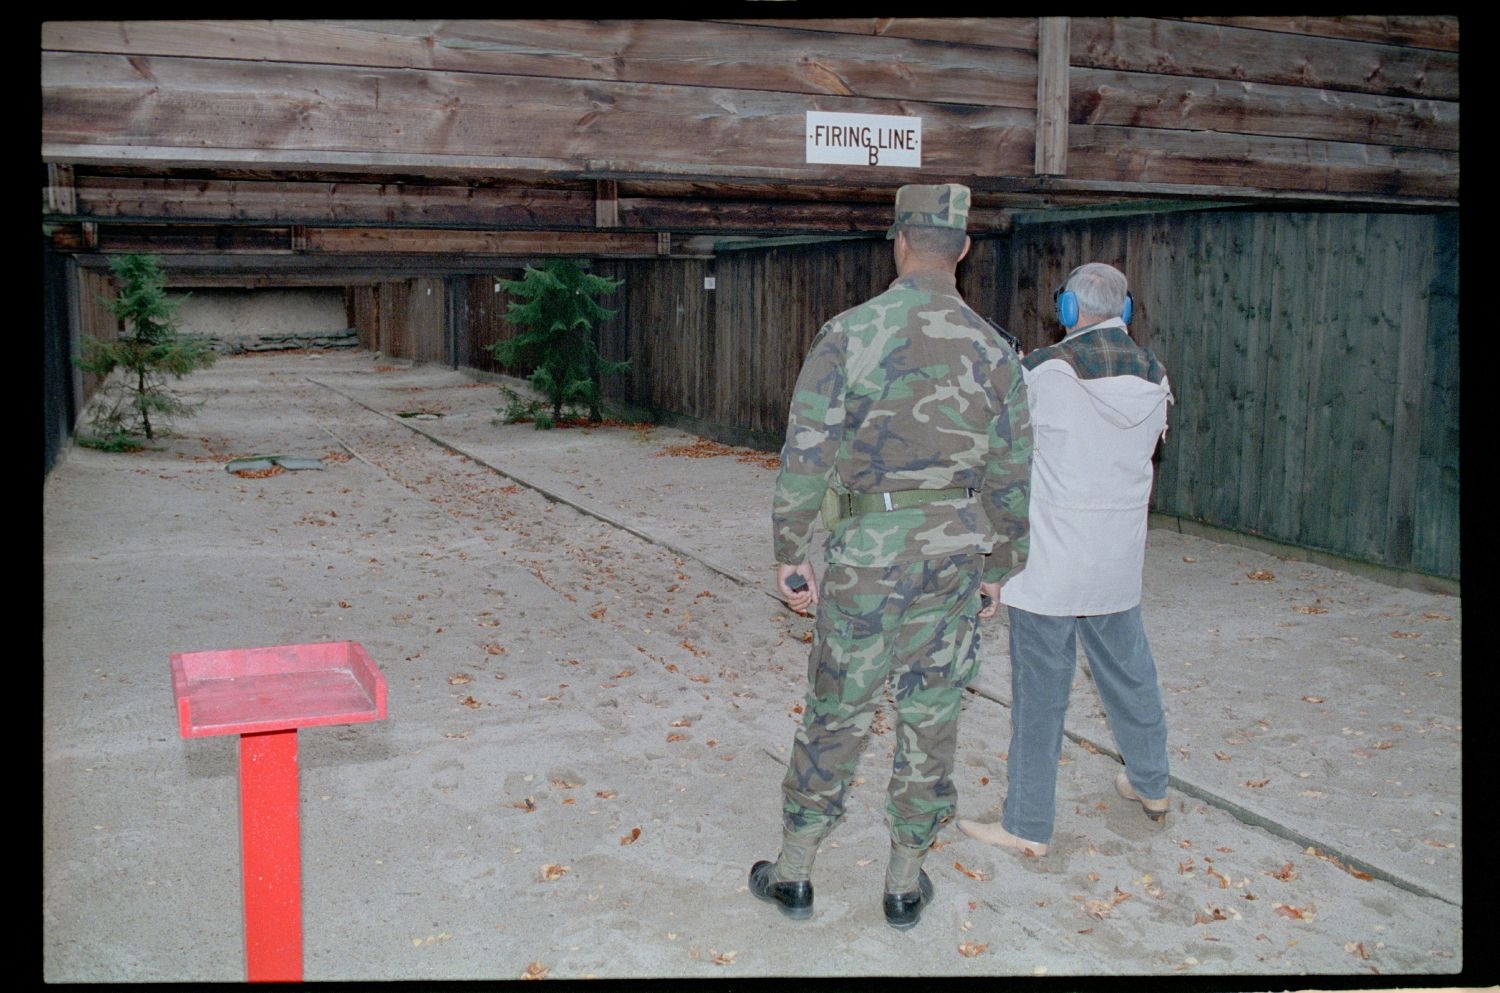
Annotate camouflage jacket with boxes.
[771,270,1032,584]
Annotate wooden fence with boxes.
[335,208,1460,582]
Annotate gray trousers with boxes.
[1001,604,1169,843]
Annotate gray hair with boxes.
[1065,263,1129,319]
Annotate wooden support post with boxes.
[1035,17,1070,177]
[657,232,671,256]
[595,180,619,228]
[239,728,303,983]
[46,162,77,215]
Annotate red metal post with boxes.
[239,728,303,983]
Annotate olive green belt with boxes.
[821,486,976,526]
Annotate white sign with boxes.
[805,111,921,168]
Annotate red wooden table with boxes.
[170,641,387,982]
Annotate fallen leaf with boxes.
[666,733,687,742]
[709,949,737,965]
[511,797,536,813]
[1082,899,1113,919]
[1301,695,1325,704]
[671,719,694,727]
[1247,570,1275,581]
[1390,630,1420,639]
[1422,611,1450,621]
[448,674,472,685]
[460,696,481,708]
[590,606,608,619]
[1182,556,1197,563]
[953,861,989,881]
[1243,778,1270,788]
[485,643,507,655]
[1306,847,1374,880]
[1077,739,1101,755]
[1113,886,1134,905]
[1293,605,1328,615]
[540,863,570,881]
[1273,903,1310,920]
[957,940,989,957]
[1195,907,1227,923]
[620,827,642,845]
[1269,863,1299,881]
[1214,751,1232,761]
[550,778,581,789]
[521,961,549,980]
[1347,941,1371,960]
[596,789,617,800]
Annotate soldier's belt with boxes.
[821,486,977,526]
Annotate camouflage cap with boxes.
[886,183,971,239]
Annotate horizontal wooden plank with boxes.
[56,225,714,263]
[72,176,599,227]
[42,19,1038,109]
[618,197,1012,235]
[43,52,1037,184]
[1064,125,1458,200]
[62,175,1019,234]
[1178,16,1459,52]
[1072,67,1458,151]
[714,18,1037,49]
[1071,17,1459,100]
[307,227,670,256]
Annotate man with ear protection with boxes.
[958,262,1174,857]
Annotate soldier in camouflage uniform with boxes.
[749,183,1032,930]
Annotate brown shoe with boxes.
[1115,772,1169,821]
[956,818,1048,857]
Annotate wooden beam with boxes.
[716,18,1038,50]
[1061,125,1457,201]
[65,176,599,227]
[43,52,1036,185]
[306,227,669,258]
[1177,16,1459,52]
[595,180,619,229]
[42,19,1039,110]
[1070,17,1458,100]
[46,162,76,214]
[1035,18,1070,176]
[1071,68,1458,152]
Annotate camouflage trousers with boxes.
[781,553,983,849]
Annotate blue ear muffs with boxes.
[1054,287,1078,328]
[1054,288,1133,326]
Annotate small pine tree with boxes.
[74,254,217,447]
[491,260,628,429]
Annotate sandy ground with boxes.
[42,350,1473,987]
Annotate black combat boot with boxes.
[882,841,934,930]
[748,826,823,920]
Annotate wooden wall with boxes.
[44,16,1456,237]
[1002,209,1459,581]
[347,278,450,362]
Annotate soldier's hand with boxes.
[778,563,818,615]
[978,581,1001,619]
